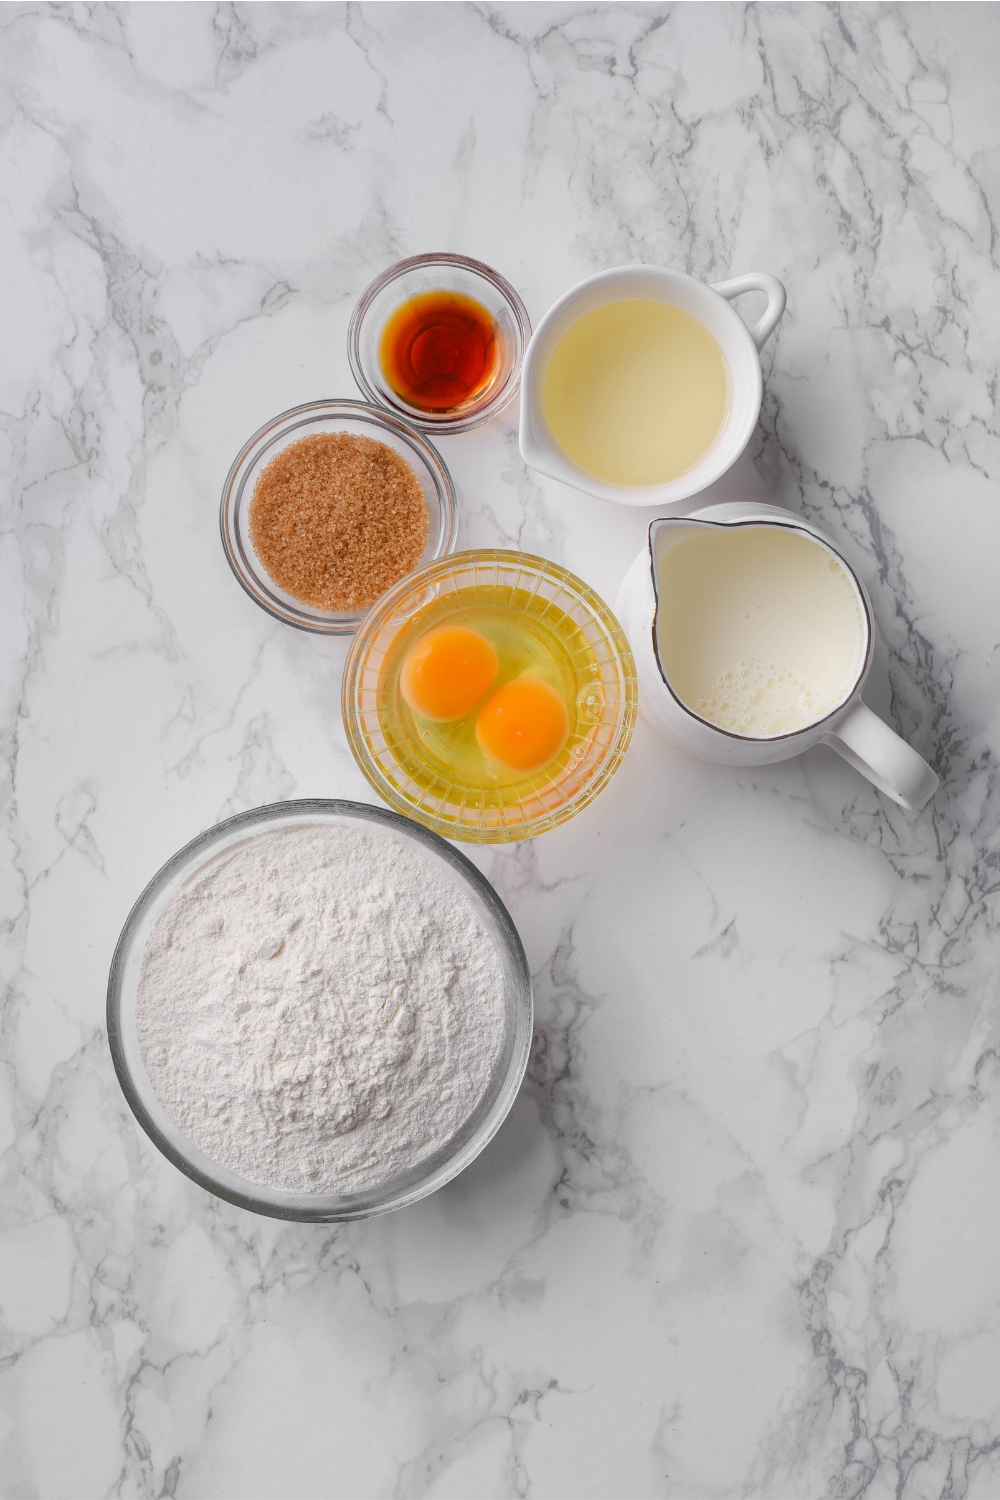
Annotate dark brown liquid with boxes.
[379,290,500,412]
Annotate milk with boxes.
[655,525,866,737]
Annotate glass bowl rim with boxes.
[347,253,532,434]
[342,547,638,843]
[107,798,533,1222]
[219,397,458,635]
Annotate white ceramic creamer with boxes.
[519,266,786,509]
[615,503,939,811]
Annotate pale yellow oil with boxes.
[542,298,729,487]
[378,587,604,794]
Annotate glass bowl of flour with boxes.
[107,800,532,1221]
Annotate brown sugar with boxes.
[248,432,430,612]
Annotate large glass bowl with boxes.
[220,399,457,634]
[348,254,531,434]
[107,800,532,1222]
[342,550,638,843]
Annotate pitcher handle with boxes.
[710,272,787,352]
[822,700,938,811]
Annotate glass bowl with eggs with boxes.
[342,550,638,842]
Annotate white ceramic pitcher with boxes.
[615,502,939,811]
[519,265,786,508]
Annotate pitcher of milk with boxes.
[615,502,938,810]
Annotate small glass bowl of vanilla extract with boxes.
[348,254,532,434]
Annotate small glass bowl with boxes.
[348,254,532,434]
[342,550,638,843]
[107,800,532,1222]
[220,399,457,634]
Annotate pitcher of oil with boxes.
[614,502,938,811]
[519,265,786,509]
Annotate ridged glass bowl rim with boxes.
[342,549,638,843]
[106,799,533,1222]
[219,398,458,635]
[347,253,532,434]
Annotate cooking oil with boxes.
[543,298,730,486]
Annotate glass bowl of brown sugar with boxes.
[220,399,458,634]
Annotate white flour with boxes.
[136,822,507,1193]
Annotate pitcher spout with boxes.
[647,517,718,679]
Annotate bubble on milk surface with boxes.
[694,657,840,737]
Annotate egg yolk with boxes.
[475,678,570,773]
[400,626,499,722]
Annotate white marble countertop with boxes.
[3,4,999,1496]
